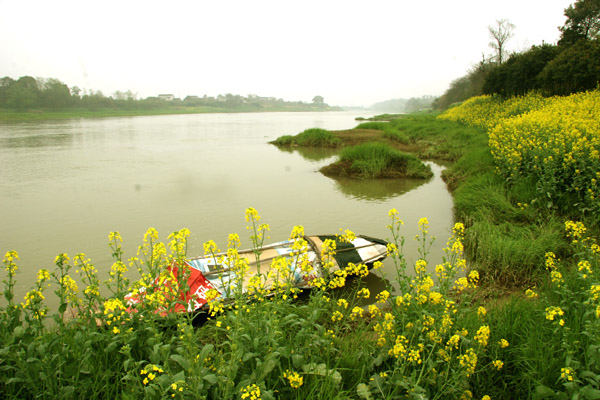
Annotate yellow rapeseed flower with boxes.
[240,383,261,400]
[545,306,565,321]
[474,325,490,347]
[560,367,575,381]
[283,370,303,389]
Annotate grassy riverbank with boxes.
[2,92,600,399]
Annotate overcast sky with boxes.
[0,0,574,107]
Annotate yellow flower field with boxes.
[439,90,600,217]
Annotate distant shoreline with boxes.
[0,105,345,121]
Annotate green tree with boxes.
[4,76,40,110]
[483,44,560,97]
[81,90,113,110]
[558,0,600,46]
[0,76,16,108]
[538,39,600,95]
[312,95,324,105]
[40,78,72,109]
[70,86,81,98]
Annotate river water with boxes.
[0,111,453,302]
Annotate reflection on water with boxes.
[328,175,427,202]
[0,133,73,148]
[272,145,431,202]
[273,145,337,162]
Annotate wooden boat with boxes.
[125,234,388,314]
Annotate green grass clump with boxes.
[464,217,566,285]
[355,122,390,131]
[272,128,341,147]
[338,142,432,179]
[354,121,410,144]
[272,135,294,146]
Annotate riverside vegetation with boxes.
[0,76,338,120]
[2,89,600,399]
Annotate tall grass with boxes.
[272,128,341,147]
[338,142,432,179]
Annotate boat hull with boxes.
[125,235,388,314]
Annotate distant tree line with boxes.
[370,95,437,113]
[434,0,600,109]
[0,76,332,111]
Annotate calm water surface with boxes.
[0,111,453,302]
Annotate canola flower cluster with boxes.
[439,90,600,218]
[536,220,600,391]
[353,212,505,399]
[0,208,545,399]
[240,383,261,400]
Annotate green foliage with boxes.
[273,128,341,147]
[537,39,600,96]
[2,76,40,110]
[481,0,600,98]
[483,44,561,97]
[464,217,566,285]
[355,121,390,131]
[339,142,432,178]
[558,0,600,46]
[0,75,339,116]
[272,135,294,146]
[375,113,489,162]
[354,121,410,144]
[1,211,512,400]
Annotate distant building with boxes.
[158,94,175,101]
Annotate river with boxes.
[0,111,453,303]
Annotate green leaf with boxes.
[105,340,118,353]
[145,386,156,396]
[357,383,373,400]
[534,385,556,399]
[292,354,304,368]
[199,343,214,360]
[580,370,599,381]
[59,386,75,398]
[172,371,185,382]
[59,303,68,313]
[170,354,190,370]
[261,356,278,378]
[12,326,24,338]
[203,374,218,385]
[372,353,385,367]
[580,385,600,399]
